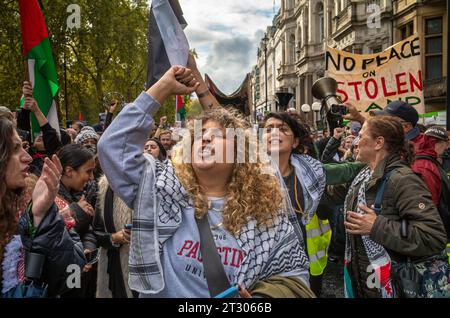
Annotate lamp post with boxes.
[262,35,269,114]
[276,89,294,112]
[301,103,311,126]
[311,102,322,130]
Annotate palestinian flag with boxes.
[19,0,60,140]
[176,95,185,121]
[146,0,189,89]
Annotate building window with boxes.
[292,87,297,109]
[297,26,302,48]
[372,45,382,53]
[290,34,296,64]
[328,10,332,37]
[317,3,324,41]
[400,21,414,40]
[425,17,443,80]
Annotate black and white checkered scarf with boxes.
[290,154,327,225]
[343,167,394,298]
[128,155,309,295]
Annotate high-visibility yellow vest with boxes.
[305,213,332,276]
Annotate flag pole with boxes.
[175,95,178,123]
[24,60,30,83]
[64,43,69,128]
[23,59,35,141]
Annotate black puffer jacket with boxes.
[57,183,97,252]
[18,203,86,297]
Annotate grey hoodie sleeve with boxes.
[97,92,161,209]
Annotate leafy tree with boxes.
[0,0,199,127]
[0,0,149,125]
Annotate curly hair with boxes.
[0,109,19,270]
[173,108,284,235]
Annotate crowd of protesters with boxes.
[1,56,449,298]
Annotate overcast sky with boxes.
[180,0,280,94]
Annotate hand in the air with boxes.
[32,155,63,226]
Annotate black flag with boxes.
[146,0,188,89]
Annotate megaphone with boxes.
[311,77,347,116]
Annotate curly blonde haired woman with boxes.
[98,66,311,298]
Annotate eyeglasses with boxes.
[264,126,294,136]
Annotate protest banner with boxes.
[325,35,425,115]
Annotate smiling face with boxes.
[191,120,234,174]
[263,117,299,156]
[62,158,96,192]
[5,130,33,190]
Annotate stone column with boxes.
[307,73,313,105]
[308,2,313,45]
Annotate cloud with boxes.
[185,29,217,44]
[202,36,256,94]
[179,0,280,94]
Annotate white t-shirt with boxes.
[141,197,244,298]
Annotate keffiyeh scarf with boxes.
[1,235,25,295]
[271,154,326,248]
[290,154,326,225]
[343,167,395,298]
[128,155,309,295]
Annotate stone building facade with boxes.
[251,0,447,124]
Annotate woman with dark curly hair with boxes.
[0,107,85,298]
[261,111,364,297]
